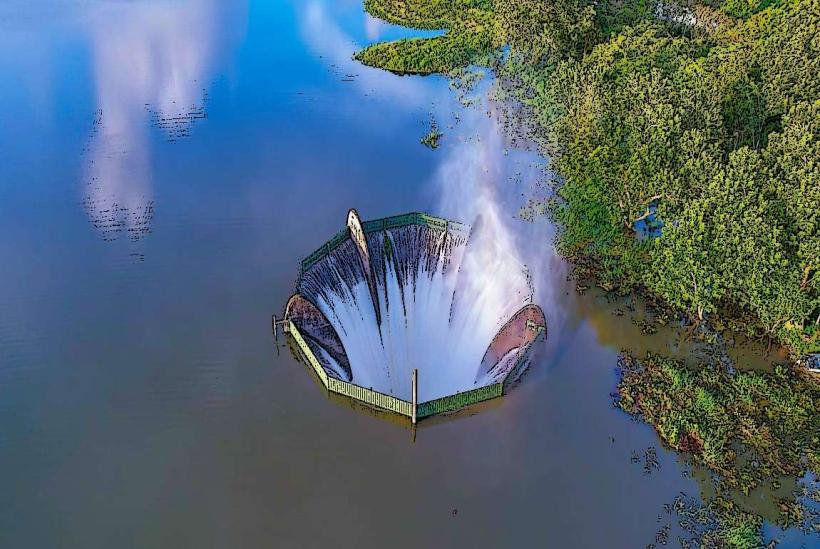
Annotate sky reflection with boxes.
[82,0,247,243]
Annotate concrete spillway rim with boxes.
[296,211,470,280]
[284,293,352,381]
[478,303,547,384]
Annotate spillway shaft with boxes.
[297,221,531,401]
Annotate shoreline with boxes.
[353,0,820,545]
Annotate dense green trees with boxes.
[495,0,598,63]
[507,1,819,352]
[355,1,819,543]
[355,0,819,353]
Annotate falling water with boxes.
[297,219,531,402]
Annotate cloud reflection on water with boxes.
[82,0,245,244]
[363,12,386,42]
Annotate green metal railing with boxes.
[416,383,503,417]
[299,212,469,275]
[289,320,413,416]
[288,318,541,420]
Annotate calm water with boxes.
[0,1,809,548]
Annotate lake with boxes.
[0,1,811,547]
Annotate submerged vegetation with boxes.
[355,0,820,355]
[618,354,819,495]
[421,119,443,148]
[618,353,820,545]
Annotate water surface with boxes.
[0,1,808,547]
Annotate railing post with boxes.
[412,369,418,424]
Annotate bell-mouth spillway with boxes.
[284,210,546,421]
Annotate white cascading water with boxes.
[298,217,529,401]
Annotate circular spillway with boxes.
[285,210,546,420]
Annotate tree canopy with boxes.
[355,0,820,352]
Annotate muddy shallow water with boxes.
[0,1,811,547]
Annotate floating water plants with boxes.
[283,209,546,422]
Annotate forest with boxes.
[357,0,819,356]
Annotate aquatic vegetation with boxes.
[448,67,486,106]
[617,352,820,544]
[666,492,769,549]
[420,115,443,148]
[618,353,820,489]
[420,124,443,149]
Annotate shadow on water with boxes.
[575,282,790,372]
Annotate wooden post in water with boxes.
[412,369,418,425]
[271,315,280,356]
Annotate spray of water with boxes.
[295,100,537,402]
